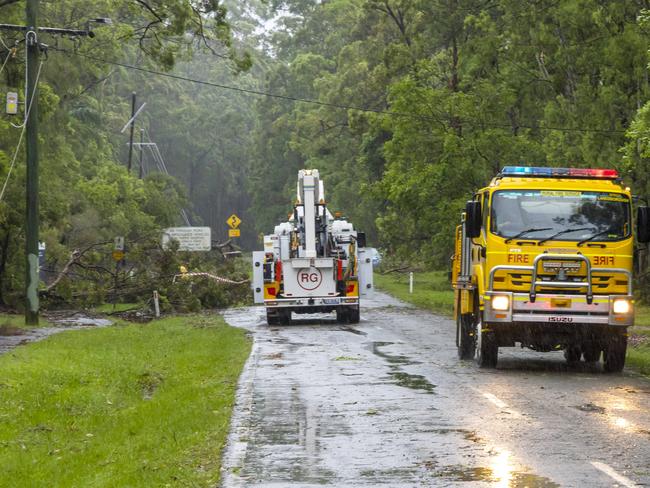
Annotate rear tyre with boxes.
[266,310,279,326]
[277,309,292,325]
[336,307,349,324]
[347,306,360,324]
[564,345,582,364]
[603,334,627,373]
[457,314,475,360]
[475,307,498,368]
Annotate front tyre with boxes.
[603,334,627,373]
[582,344,601,363]
[475,307,498,368]
[457,313,475,360]
[564,345,582,364]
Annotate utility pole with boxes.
[24,0,39,325]
[139,128,145,179]
[0,11,109,325]
[127,92,136,173]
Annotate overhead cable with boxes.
[50,47,627,135]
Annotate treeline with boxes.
[0,0,254,308]
[247,0,650,268]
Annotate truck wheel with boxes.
[347,306,360,324]
[336,307,348,323]
[457,314,475,360]
[266,310,279,325]
[603,334,627,373]
[278,310,292,325]
[475,309,498,368]
[582,344,601,363]
[564,345,581,364]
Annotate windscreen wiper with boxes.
[577,229,620,247]
[537,227,593,246]
[503,227,552,244]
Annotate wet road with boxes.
[220,292,650,487]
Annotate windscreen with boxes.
[490,190,631,242]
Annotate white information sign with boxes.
[162,227,212,251]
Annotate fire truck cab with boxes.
[452,166,650,371]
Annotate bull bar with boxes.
[485,253,633,326]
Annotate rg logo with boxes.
[297,267,323,291]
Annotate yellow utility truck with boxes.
[451,166,650,371]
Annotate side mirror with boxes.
[465,201,482,238]
[637,206,650,243]
[357,232,367,248]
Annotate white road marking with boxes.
[472,388,522,418]
[482,392,508,409]
[591,461,639,488]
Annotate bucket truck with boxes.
[252,169,374,325]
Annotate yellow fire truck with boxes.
[451,166,650,371]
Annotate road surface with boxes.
[220,292,650,487]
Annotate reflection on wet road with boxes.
[221,292,650,487]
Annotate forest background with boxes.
[3,0,650,307]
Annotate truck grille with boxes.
[492,271,629,294]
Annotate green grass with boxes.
[629,305,650,375]
[374,271,454,315]
[0,314,251,487]
[0,312,50,331]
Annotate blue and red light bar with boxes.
[500,166,619,179]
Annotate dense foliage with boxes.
[0,0,251,309]
[247,0,650,270]
[4,0,650,307]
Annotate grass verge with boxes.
[629,305,650,376]
[0,312,50,332]
[374,271,454,315]
[0,314,250,487]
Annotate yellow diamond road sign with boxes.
[227,214,242,229]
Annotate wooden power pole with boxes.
[24,0,40,325]
[0,4,103,325]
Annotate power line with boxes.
[49,47,627,135]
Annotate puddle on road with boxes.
[339,326,367,336]
[370,341,436,394]
[428,428,483,444]
[432,464,560,486]
[574,403,606,414]
[389,371,436,393]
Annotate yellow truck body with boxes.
[451,167,645,371]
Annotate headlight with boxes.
[612,299,631,315]
[491,295,510,311]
